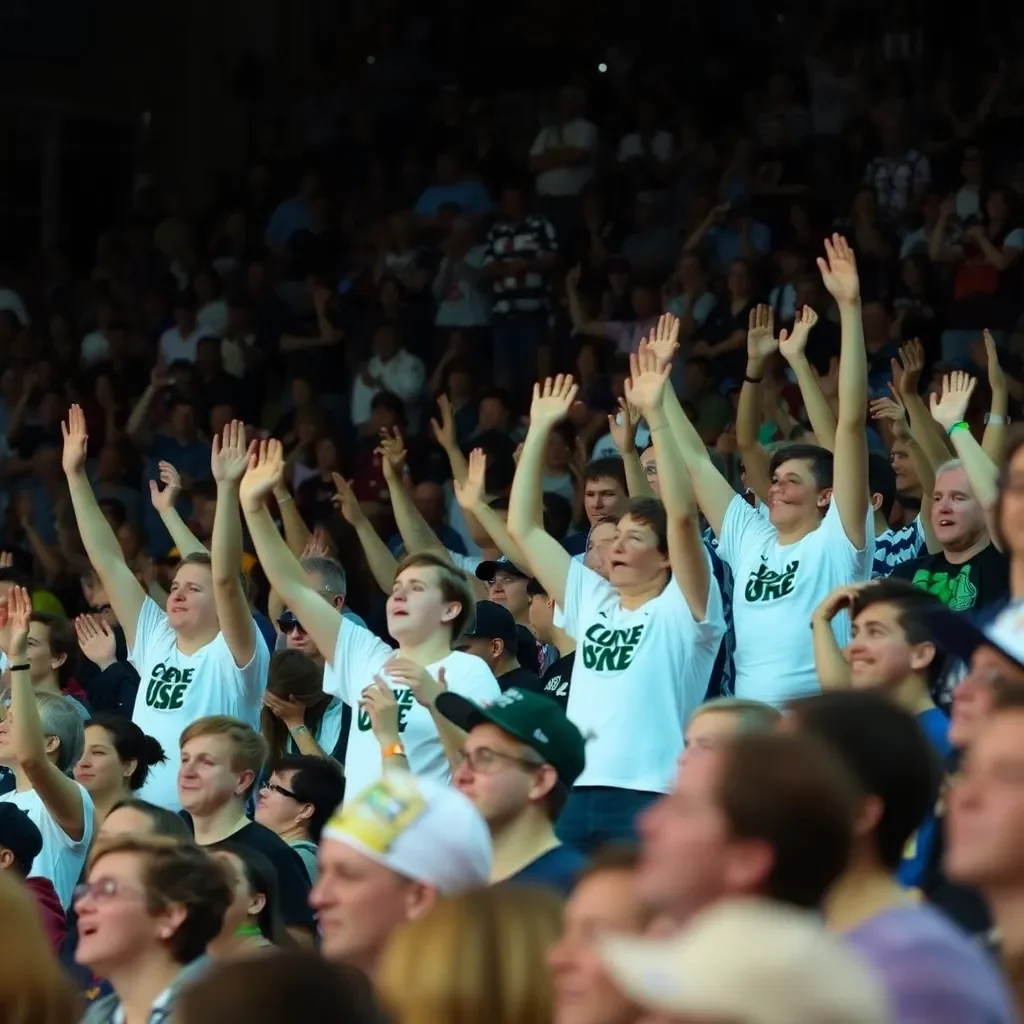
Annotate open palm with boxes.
[212,420,253,483]
[530,375,579,430]
[817,234,860,304]
[61,404,89,476]
[453,448,487,510]
[330,472,366,526]
[625,341,671,414]
[608,397,640,454]
[778,306,819,361]
[377,428,407,481]
[648,312,681,368]
[239,438,285,511]
[149,461,182,513]
[747,304,778,363]
[930,372,976,431]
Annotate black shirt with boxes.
[540,652,575,711]
[891,543,1009,613]
[498,666,543,695]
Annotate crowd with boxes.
[8,4,1024,1023]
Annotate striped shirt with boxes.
[483,216,558,316]
[873,518,926,579]
[702,527,735,699]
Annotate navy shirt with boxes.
[507,844,588,896]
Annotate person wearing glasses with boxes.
[76,834,232,1024]
[438,686,588,895]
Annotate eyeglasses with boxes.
[277,614,305,636]
[73,877,146,904]
[643,462,658,476]
[262,781,300,800]
[489,574,524,588]
[458,746,544,775]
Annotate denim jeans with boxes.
[492,311,548,408]
[555,786,662,853]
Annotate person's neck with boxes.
[775,514,822,547]
[873,510,890,536]
[396,633,454,667]
[885,673,936,716]
[105,948,184,1024]
[551,626,575,657]
[191,799,249,846]
[32,673,62,697]
[616,572,668,611]
[207,927,272,960]
[1011,554,1024,599]
[494,655,520,677]
[943,533,991,566]
[986,886,1024,956]
[825,858,917,933]
[276,820,309,844]
[175,626,219,656]
[490,807,561,883]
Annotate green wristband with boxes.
[946,421,970,438]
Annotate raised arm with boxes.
[982,330,1009,463]
[607,398,654,498]
[817,235,869,548]
[453,449,532,571]
[210,421,259,668]
[736,304,779,501]
[379,428,447,558]
[61,405,147,648]
[778,306,835,450]
[566,265,610,340]
[648,315,738,537]
[507,376,579,608]
[895,339,953,472]
[429,395,471,484]
[239,441,343,662]
[330,473,399,594]
[150,462,208,557]
[626,341,711,619]
[810,585,862,690]
[5,587,86,839]
[274,481,311,558]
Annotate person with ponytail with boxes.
[74,715,167,828]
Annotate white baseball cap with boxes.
[599,898,889,1024]
[932,603,1024,671]
[320,770,492,894]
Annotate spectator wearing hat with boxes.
[0,802,66,951]
[439,686,587,895]
[458,600,542,693]
[311,770,492,976]
[475,555,554,672]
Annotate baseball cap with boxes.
[476,555,531,583]
[931,605,1024,672]
[461,600,519,653]
[0,804,43,874]
[436,687,586,787]
[599,898,888,1024]
[321,771,492,893]
[527,579,548,597]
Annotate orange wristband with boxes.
[382,742,406,759]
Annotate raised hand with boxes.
[238,438,285,513]
[778,306,819,362]
[429,394,457,452]
[816,234,860,306]
[625,340,673,415]
[385,657,446,708]
[746,304,778,368]
[301,526,332,559]
[61,404,89,476]
[529,375,580,431]
[212,420,254,485]
[869,394,909,438]
[607,397,641,455]
[813,355,840,399]
[896,338,925,393]
[74,614,117,670]
[812,584,866,625]
[648,312,681,369]
[984,329,1007,396]
[453,448,487,511]
[330,472,367,526]
[376,428,407,482]
[930,371,977,432]
[361,677,400,747]
[7,585,31,659]
[149,462,182,514]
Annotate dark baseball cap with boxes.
[476,555,531,583]
[930,607,1024,672]
[0,804,42,874]
[462,600,519,652]
[437,687,586,786]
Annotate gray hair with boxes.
[36,693,85,774]
[688,697,782,734]
[301,556,347,600]
[935,458,964,480]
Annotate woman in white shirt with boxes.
[0,585,93,908]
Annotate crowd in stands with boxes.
[9,2,1024,1022]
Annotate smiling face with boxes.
[768,457,828,530]
[607,514,669,590]
[166,561,217,637]
[177,734,247,816]
[25,619,66,686]
[931,466,986,551]
[255,768,311,836]
[385,564,460,642]
[845,601,932,690]
[74,725,132,801]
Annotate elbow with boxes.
[16,747,47,773]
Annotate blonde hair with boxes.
[180,715,268,793]
[378,886,562,1024]
[0,872,79,1024]
[688,698,782,734]
[393,551,476,640]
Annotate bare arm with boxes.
[811,587,860,690]
[982,329,1009,463]
[779,309,837,452]
[378,429,447,558]
[607,399,654,498]
[737,305,780,502]
[273,482,311,558]
[61,405,147,648]
[150,462,208,557]
[331,473,399,594]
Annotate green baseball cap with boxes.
[436,688,586,787]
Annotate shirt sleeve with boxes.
[325,620,394,706]
[716,494,777,570]
[562,557,612,641]
[819,498,874,576]
[127,597,175,673]
[445,654,502,702]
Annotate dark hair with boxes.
[584,458,628,492]
[719,732,858,908]
[617,495,668,554]
[108,798,193,840]
[261,650,332,763]
[86,715,167,791]
[850,578,947,688]
[216,843,291,946]
[788,692,942,871]
[768,443,834,492]
[868,452,897,521]
[542,492,573,540]
[370,390,406,427]
[478,387,513,411]
[30,612,80,687]
[175,951,378,1024]
[274,755,346,842]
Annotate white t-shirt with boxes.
[158,324,217,365]
[617,131,673,163]
[530,119,598,197]
[448,550,483,577]
[129,597,270,810]
[717,496,874,706]
[324,621,501,800]
[0,784,94,908]
[561,558,725,793]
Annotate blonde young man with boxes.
[237,440,500,799]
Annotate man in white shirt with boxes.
[238,440,501,799]
[159,289,217,365]
[508,355,725,851]
[529,87,599,200]
[350,322,426,434]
